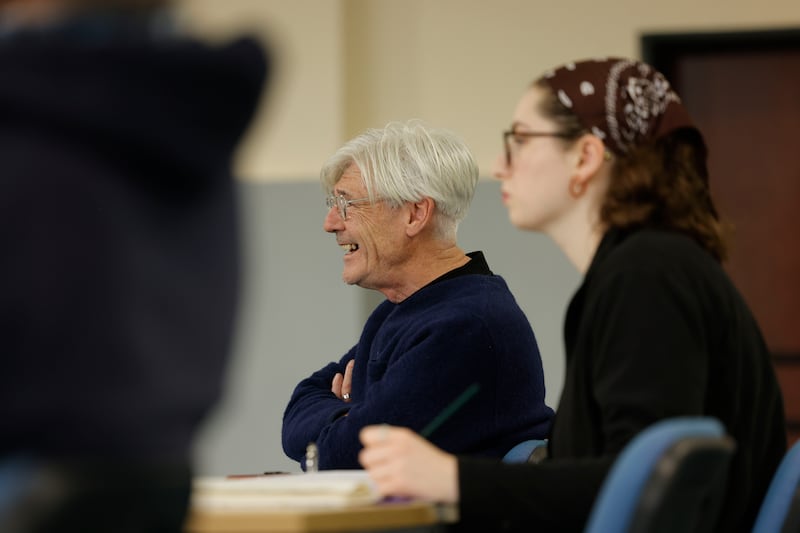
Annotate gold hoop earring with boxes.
[569,178,586,199]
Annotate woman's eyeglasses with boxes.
[502,129,574,166]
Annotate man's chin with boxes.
[341,272,360,286]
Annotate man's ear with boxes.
[406,197,435,237]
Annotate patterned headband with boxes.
[539,58,696,156]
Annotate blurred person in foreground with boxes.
[281,120,553,470]
[0,0,269,531]
[358,58,786,533]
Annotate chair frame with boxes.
[584,417,735,533]
[752,438,800,533]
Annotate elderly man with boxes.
[282,120,553,470]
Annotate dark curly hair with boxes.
[534,79,730,262]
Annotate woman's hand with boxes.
[331,359,354,402]
[359,425,459,503]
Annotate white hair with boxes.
[320,120,479,241]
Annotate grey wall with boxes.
[192,180,580,475]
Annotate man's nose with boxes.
[323,206,343,233]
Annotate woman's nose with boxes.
[492,152,510,180]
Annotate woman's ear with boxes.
[567,134,609,199]
[576,134,608,179]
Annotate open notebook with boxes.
[191,470,380,511]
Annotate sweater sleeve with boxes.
[281,348,356,463]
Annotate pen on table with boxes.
[305,442,319,473]
[420,382,481,438]
[225,471,290,479]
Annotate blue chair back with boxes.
[502,439,547,463]
[752,438,800,533]
[584,417,735,533]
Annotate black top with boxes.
[0,16,269,462]
[457,227,786,532]
[425,251,493,287]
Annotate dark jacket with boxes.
[0,16,268,462]
[458,227,786,532]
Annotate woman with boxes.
[357,58,787,532]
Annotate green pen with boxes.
[420,383,481,438]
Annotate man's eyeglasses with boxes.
[502,129,574,166]
[325,194,371,220]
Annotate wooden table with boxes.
[184,500,458,533]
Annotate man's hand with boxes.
[331,359,355,402]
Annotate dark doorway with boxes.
[643,29,800,446]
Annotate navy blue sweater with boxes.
[282,252,554,469]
